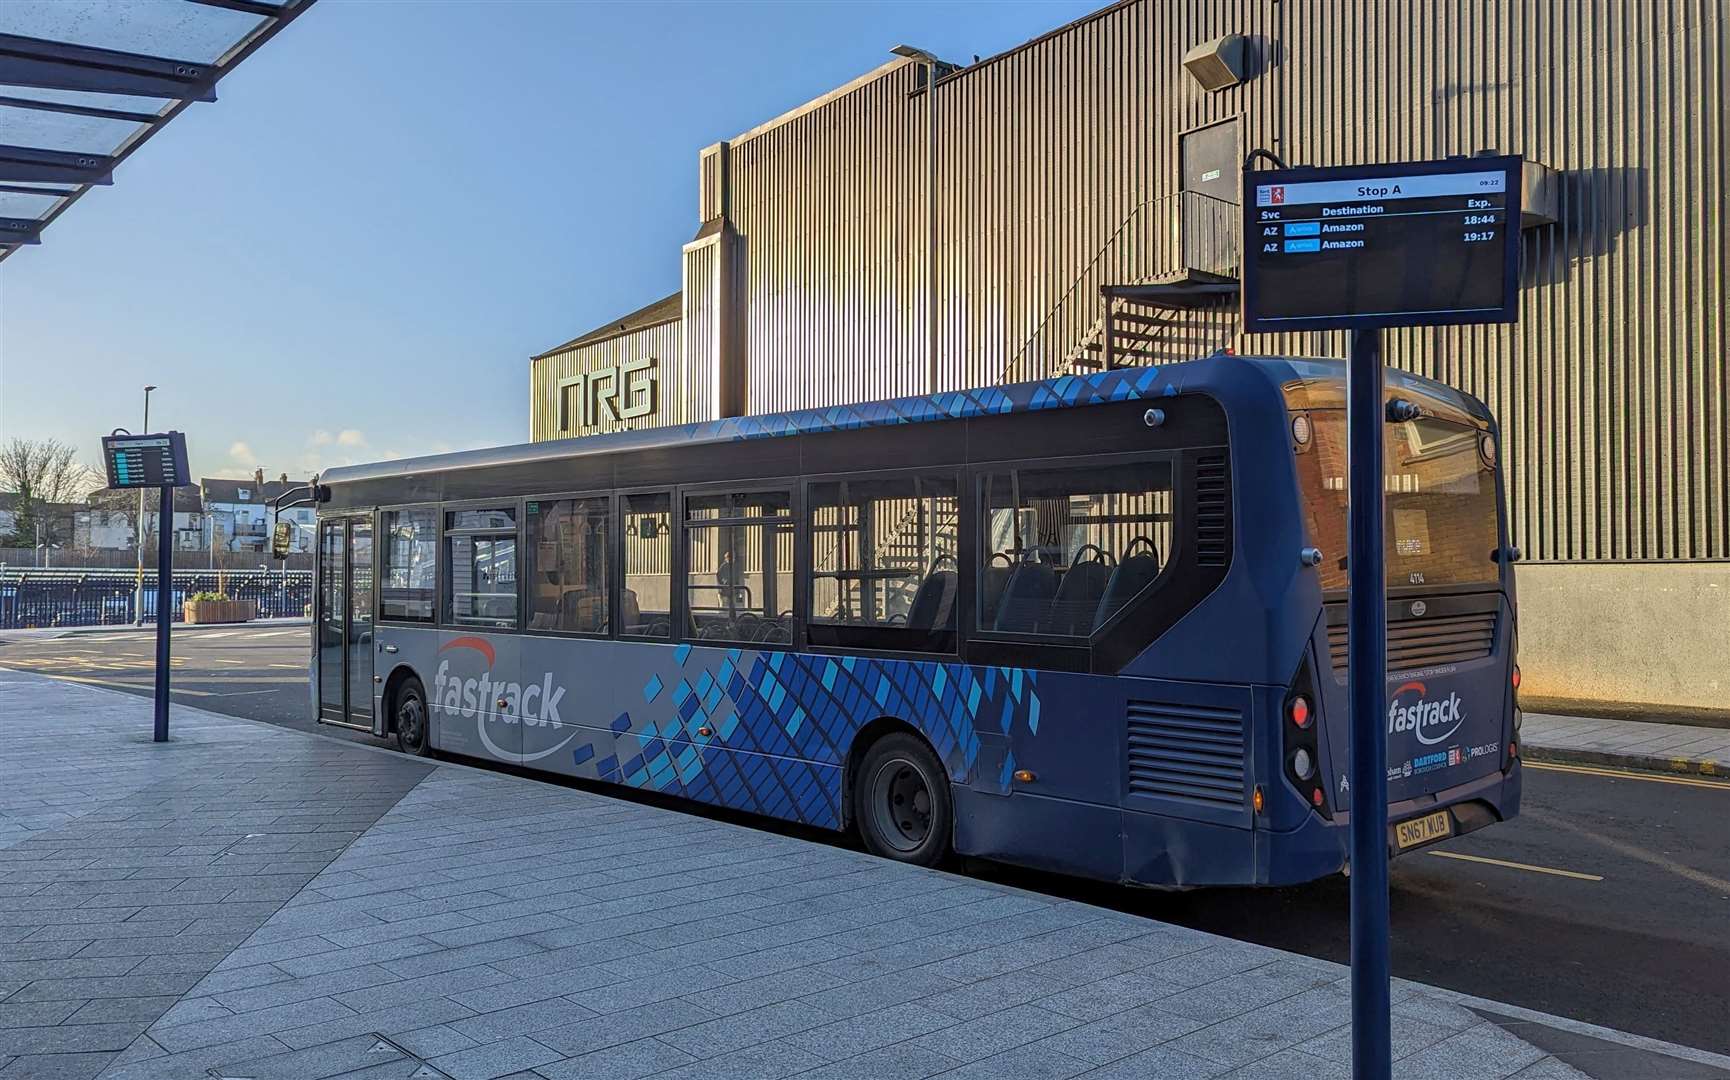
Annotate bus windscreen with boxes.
[1295,410,1500,591]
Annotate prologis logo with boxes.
[433,637,576,762]
[1386,681,1465,746]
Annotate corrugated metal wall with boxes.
[696,0,1725,562]
[527,319,686,442]
[726,62,933,412]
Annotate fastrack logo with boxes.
[433,637,576,762]
[1386,681,1466,746]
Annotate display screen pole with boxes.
[1347,327,1390,1079]
[154,484,173,742]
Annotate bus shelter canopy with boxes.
[0,0,312,262]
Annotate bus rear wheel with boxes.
[394,678,432,757]
[855,733,951,867]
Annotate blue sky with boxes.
[0,0,1104,482]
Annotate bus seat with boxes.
[907,569,957,630]
[979,561,1013,626]
[559,589,607,633]
[1047,559,1111,636]
[994,561,1056,633]
[1093,546,1160,630]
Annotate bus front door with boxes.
[316,516,375,730]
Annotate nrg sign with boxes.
[557,356,658,432]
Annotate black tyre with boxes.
[393,678,433,757]
[854,733,952,867]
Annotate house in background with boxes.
[201,471,314,555]
[76,489,206,551]
[1,492,83,551]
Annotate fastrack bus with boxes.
[310,354,1522,887]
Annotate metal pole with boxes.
[1347,326,1391,1080]
[153,484,173,742]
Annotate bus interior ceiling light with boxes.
[1181,34,1247,92]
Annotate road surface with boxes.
[3,624,1725,1054]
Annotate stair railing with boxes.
[999,190,1241,384]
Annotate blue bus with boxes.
[311,355,1522,887]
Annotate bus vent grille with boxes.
[1328,609,1498,675]
[1126,700,1245,808]
[1193,454,1230,567]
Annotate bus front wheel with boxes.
[855,733,951,867]
[394,678,432,758]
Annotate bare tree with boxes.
[0,438,102,547]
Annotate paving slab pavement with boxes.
[1521,712,1729,777]
[1,671,1726,1080]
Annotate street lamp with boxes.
[134,385,157,624]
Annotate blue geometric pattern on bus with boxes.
[684,366,1168,444]
[565,647,1041,830]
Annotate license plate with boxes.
[1394,810,1454,851]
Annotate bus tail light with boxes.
[1252,786,1265,814]
[1283,659,1329,820]
[1511,665,1521,692]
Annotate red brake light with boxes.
[1290,696,1313,729]
[1511,665,1522,690]
[1311,788,1324,807]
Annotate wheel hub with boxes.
[870,758,932,852]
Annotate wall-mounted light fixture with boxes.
[1182,34,1247,92]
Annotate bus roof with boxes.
[318,354,1488,488]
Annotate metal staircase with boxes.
[1001,190,1242,383]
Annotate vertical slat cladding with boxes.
[703,0,1724,562]
[527,319,685,441]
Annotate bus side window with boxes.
[683,490,793,645]
[445,507,518,629]
[807,473,958,652]
[526,497,610,635]
[978,459,1175,638]
[620,492,672,639]
[380,507,437,621]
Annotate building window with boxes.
[381,508,437,621]
[526,496,611,634]
[979,459,1175,637]
[808,473,957,652]
[445,507,517,628]
[621,492,672,638]
[684,490,793,644]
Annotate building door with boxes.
[1180,118,1240,203]
[316,517,375,728]
[1179,119,1240,275]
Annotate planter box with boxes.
[184,598,256,625]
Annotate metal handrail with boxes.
[1000,190,1240,383]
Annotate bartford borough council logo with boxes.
[432,637,577,762]
[1386,680,1466,747]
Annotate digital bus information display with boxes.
[1240,155,1522,332]
[102,432,190,489]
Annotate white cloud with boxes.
[228,441,256,464]
[336,429,367,448]
[307,430,333,448]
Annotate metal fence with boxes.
[0,547,315,572]
[0,569,312,630]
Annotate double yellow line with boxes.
[1524,759,1728,790]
